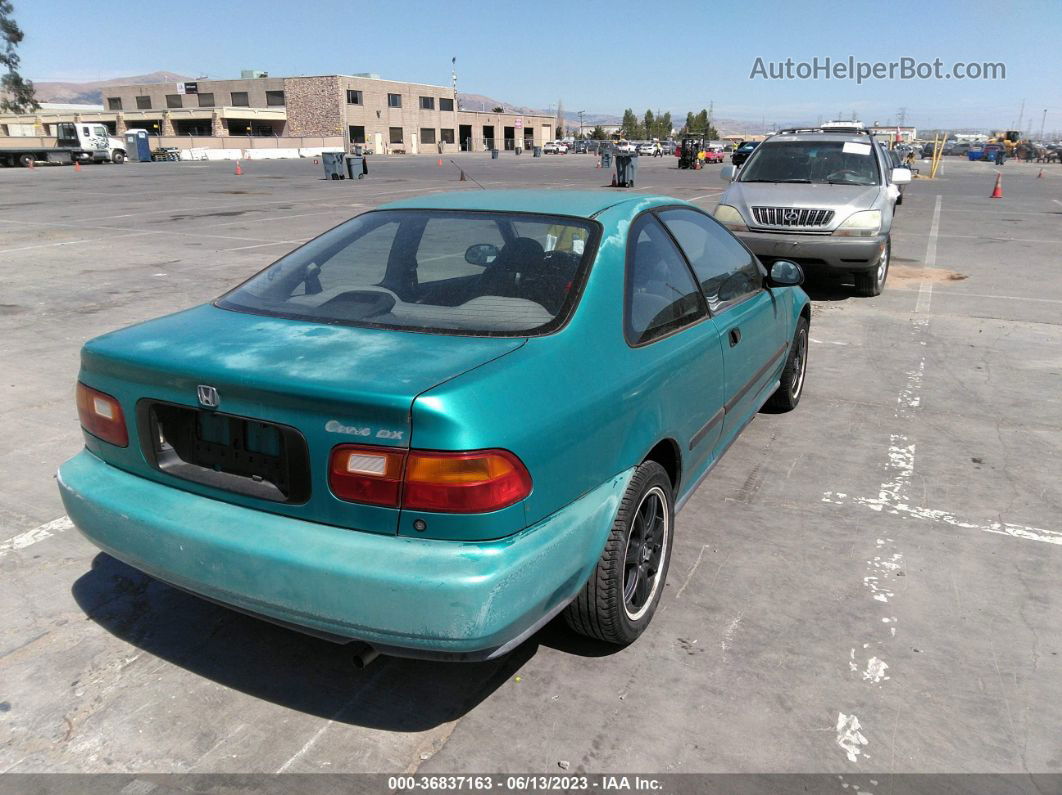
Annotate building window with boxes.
[197,93,215,108]
[420,128,436,144]
[266,90,285,106]
[107,97,122,111]
[135,96,152,110]
[230,91,249,107]
[166,94,182,109]
[346,90,362,105]
[387,93,402,108]
[419,96,435,110]
[389,127,403,144]
[440,97,454,112]
[349,125,365,144]
[440,128,455,144]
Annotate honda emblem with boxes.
[196,385,220,409]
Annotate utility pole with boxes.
[897,107,907,127]
[707,100,713,138]
[1040,109,1048,142]
[578,110,584,139]
[451,57,458,110]
[1017,98,1025,133]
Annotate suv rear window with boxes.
[217,210,597,336]
[740,140,881,185]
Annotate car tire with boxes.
[565,460,674,645]
[18,153,34,168]
[112,151,125,164]
[854,235,890,297]
[766,315,809,412]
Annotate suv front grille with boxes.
[751,207,835,227]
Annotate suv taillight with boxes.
[329,445,532,513]
[76,383,128,447]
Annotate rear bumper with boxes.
[736,231,887,272]
[58,450,631,660]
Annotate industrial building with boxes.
[0,72,557,154]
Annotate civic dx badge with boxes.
[196,385,220,409]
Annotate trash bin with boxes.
[601,150,612,169]
[491,149,499,160]
[322,151,347,180]
[345,155,368,179]
[515,147,522,156]
[614,153,638,187]
[533,146,542,157]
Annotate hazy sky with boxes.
[17,0,1062,132]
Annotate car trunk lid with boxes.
[78,303,526,534]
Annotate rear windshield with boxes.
[739,140,881,185]
[217,210,598,336]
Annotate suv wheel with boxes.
[854,236,890,297]
[565,460,674,645]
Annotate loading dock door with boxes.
[504,127,515,150]
[482,126,495,151]
[460,125,472,151]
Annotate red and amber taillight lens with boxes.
[403,450,532,513]
[328,446,532,513]
[76,383,128,447]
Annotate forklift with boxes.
[677,134,706,170]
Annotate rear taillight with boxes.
[328,445,532,513]
[76,383,128,447]
[329,445,405,507]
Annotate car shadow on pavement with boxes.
[800,273,854,302]
[72,553,538,731]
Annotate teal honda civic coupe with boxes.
[58,190,810,662]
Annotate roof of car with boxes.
[380,190,673,219]
[767,129,872,144]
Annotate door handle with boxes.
[729,328,741,347]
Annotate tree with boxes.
[643,109,655,139]
[555,98,564,139]
[491,106,504,113]
[683,112,695,134]
[589,125,606,140]
[0,1,38,114]
[621,108,642,139]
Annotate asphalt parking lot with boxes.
[1,152,1059,778]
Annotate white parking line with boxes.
[223,240,307,252]
[0,516,73,559]
[914,195,942,313]
[0,231,155,255]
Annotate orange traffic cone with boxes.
[611,175,617,187]
[437,158,443,167]
[74,160,81,172]
[459,169,466,182]
[234,160,243,176]
[313,158,319,164]
[990,172,1002,198]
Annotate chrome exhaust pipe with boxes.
[352,644,380,669]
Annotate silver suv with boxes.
[714,127,910,296]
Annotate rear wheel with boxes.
[565,460,674,645]
[18,153,34,168]
[111,151,126,164]
[854,236,890,297]
[766,316,809,412]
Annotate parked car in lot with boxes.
[615,140,638,154]
[543,141,568,154]
[58,190,811,661]
[703,146,725,163]
[637,142,659,156]
[731,140,759,166]
[716,127,910,296]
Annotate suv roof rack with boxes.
[775,127,871,136]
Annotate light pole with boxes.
[578,110,584,139]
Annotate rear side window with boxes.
[625,215,706,345]
[658,208,763,312]
[218,210,598,337]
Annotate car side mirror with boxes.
[890,167,912,185]
[465,243,499,266]
[767,260,804,287]
[720,165,736,182]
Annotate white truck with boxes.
[0,122,126,167]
